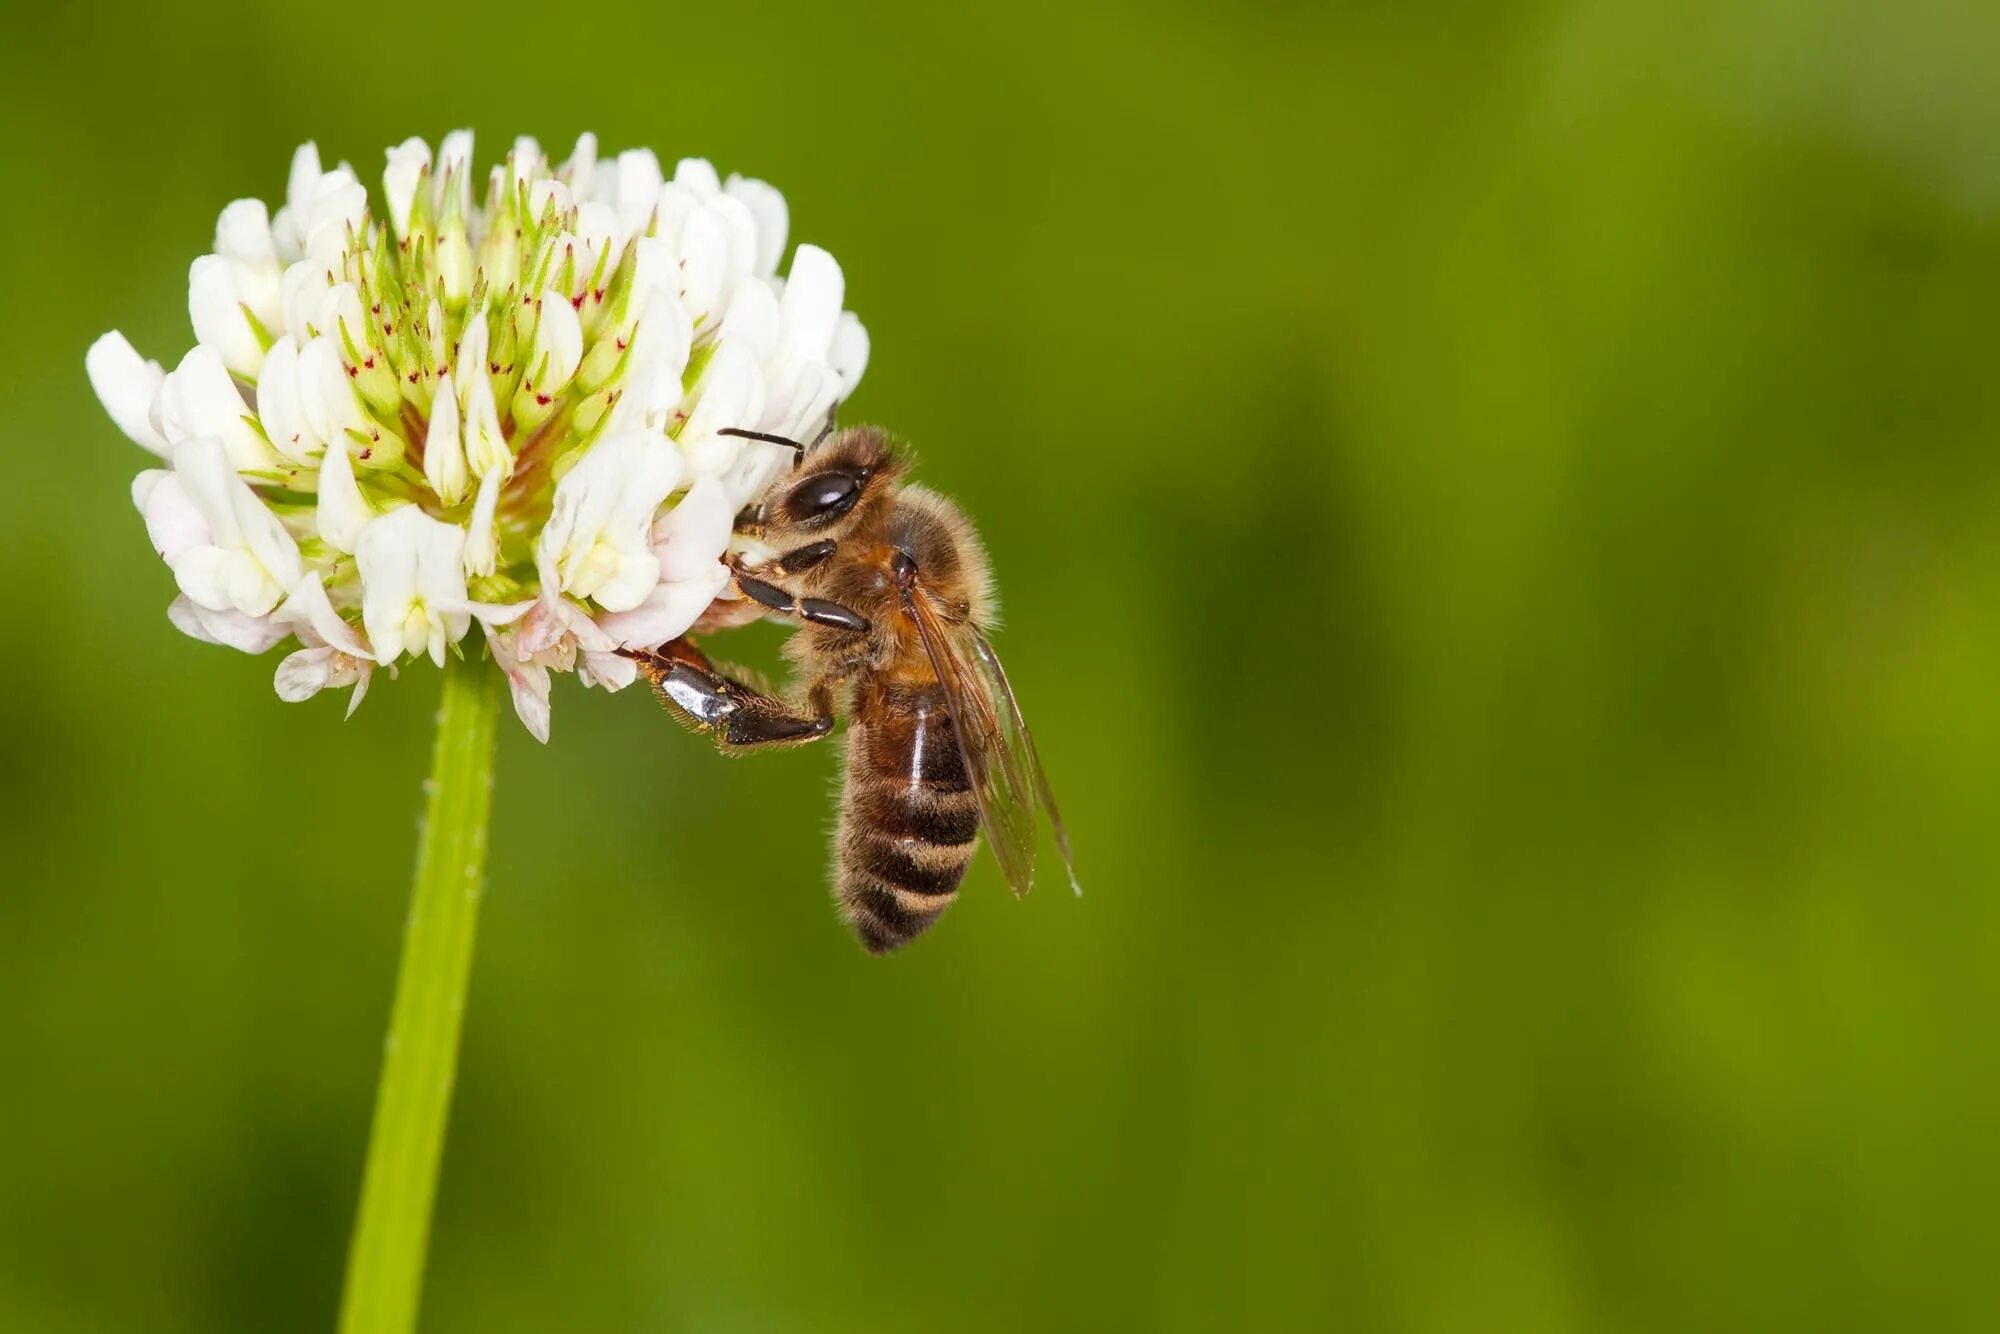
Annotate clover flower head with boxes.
[90,132,870,740]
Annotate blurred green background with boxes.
[4,1,2000,1330]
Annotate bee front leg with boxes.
[624,639,834,751]
[734,574,870,633]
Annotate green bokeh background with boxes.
[4,2,1999,1330]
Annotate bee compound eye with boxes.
[783,470,863,525]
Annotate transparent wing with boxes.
[971,629,1079,897]
[903,590,1041,897]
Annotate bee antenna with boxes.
[810,403,841,450]
[718,426,806,466]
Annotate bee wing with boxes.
[902,589,1041,898]
[970,629,1079,897]
[903,589,1078,899]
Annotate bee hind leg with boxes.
[623,639,834,751]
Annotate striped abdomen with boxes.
[837,677,981,952]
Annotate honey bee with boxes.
[625,425,1077,952]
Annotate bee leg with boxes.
[735,574,870,633]
[624,639,834,751]
[767,539,838,578]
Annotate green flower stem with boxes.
[338,652,502,1334]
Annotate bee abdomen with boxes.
[837,700,982,952]
[837,794,981,953]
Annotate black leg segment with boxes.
[735,574,871,634]
[625,639,835,752]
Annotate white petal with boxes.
[563,598,619,653]
[436,595,534,627]
[186,255,254,372]
[721,438,796,512]
[597,563,730,650]
[708,194,759,298]
[424,298,447,367]
[510,675,552,741]
[676,206,729,324]
[539,431,685,605]
[169,596,288,653]
[383,136,431,237]
[574,202,618,281]
[131,468,165,514]
[606,287,691,434]
[345,663,374,717]
[319,282,369,363]
[608,435,684,529]
[216,198,277,268]
[529,293,583,393]
[652,181,699,252]
[548,437,629,548]
[423,371,467,505]
[353,509,472,666]
[579,650,638,691]
[484,625,552,743]
[760,361,843,444]
[167,594,227,646]
[594,551,664,614]
[280,259,332,346]
[170,546,240,613]
[156,345,277,470]
[296,335,346,447]
[777,244,844,363]
[355,505,425,662]
[462,358,510,478]
[674,158,722,196]
[455,312,489,388]
[137,471,208,563]
[528,179,573,227]
[678,341,766,466]
[169,435,244,541]
[721,280,781,364]
[160,434,297,616]
[830,312,870,395]
[86,332,169,454]
[301,170,368,269]
[305,323,375,454]
[564,132,599,197]
[231,482,303,597]
[603,363,661,437]
[275,645,336,701]
[653,475,734,581]
[517,597,571,660]
[256,336,321,465]
[214,199,284,331]
[316,435,372,554]
[278,571,370,658]
[724,176,789,278]
[287,143,324,216]
[612,149,664,237]
[412,512,471,642]
[436,130,475,216]
[200,608,288,652]
[463,465,504,578]
[628,231,680,292]
[273,142,324,259]
[509,136,544,191]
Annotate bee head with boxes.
[748,425,907,537]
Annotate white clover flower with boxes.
[89,132,867,740]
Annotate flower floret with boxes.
[88,131,869,740]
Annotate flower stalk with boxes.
[338,651,502,1334]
